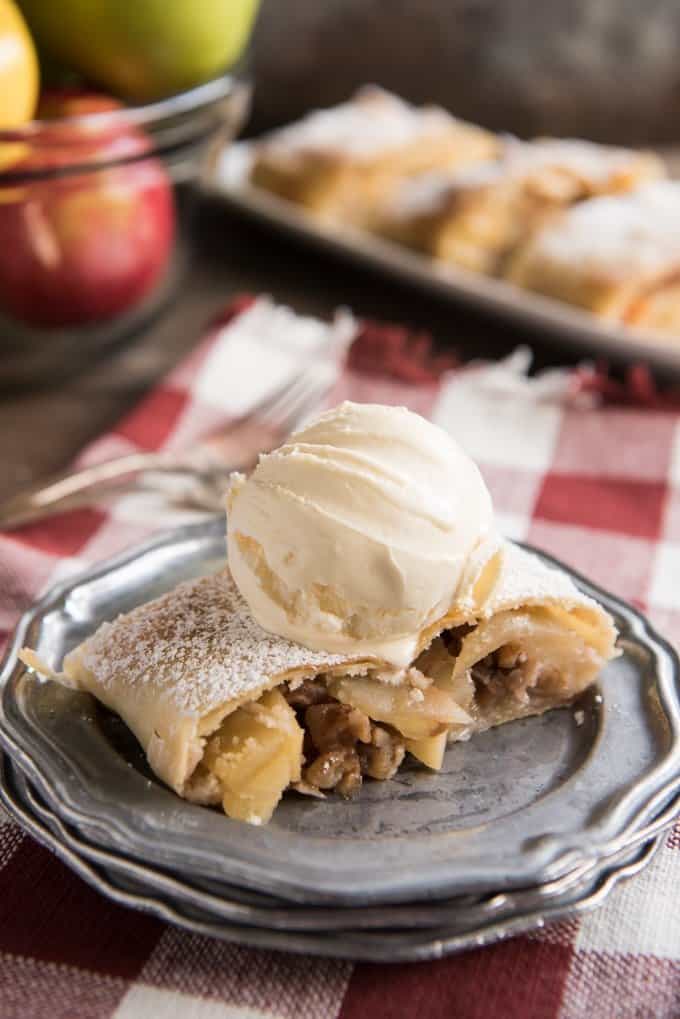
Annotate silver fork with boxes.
[0,365,335,530]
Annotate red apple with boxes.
[0,90,175,328]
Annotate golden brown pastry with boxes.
[249,86,499,229]
[505,181,680,330]
[378,138,665,274]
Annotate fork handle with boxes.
[0,450,170,530]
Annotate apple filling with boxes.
[423,609,604,731]
[187,609,603,824]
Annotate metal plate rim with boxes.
[0,752,663,963]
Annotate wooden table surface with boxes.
[1,194,588,503]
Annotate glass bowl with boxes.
[0,69,251,387]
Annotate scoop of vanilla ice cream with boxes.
[226,401,493,666]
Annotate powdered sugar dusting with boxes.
[388,136,662,220]
[258,86,464,162]
[77,570,352,716]
[510,137,661,184]
[517,181,680,281]
[388,163,502,217]
[481,542,600,618]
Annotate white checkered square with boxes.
[495,511,531,542]
[552,408,675,482]
[575,843,680,958]
[433,370,563,472]
[668,419,680,487]
[114,985,270,1019]
[193,301,344,414]
[648,540,680,611]
[527,520,656,604]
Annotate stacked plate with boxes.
[1,519,679,961]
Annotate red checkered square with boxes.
[6,507,109,558]
[340,937,575,1019]
[0,838,162,975]
[533,473,667,541]
[551,408,676,482]
[560,952,679,1019]
[0,539,56,631]
[114,386,190,451]
[0,953,128,1019]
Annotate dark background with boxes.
[249,0,680,146]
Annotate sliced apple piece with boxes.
[221,752,292,825]
[416,636,475,711]
[405,731,448,770]
[328,675,471,741]
[204,688,303,824]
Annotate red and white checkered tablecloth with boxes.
[0,296,678,1019]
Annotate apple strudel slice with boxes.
[21,542,617,826]
[378,138,665,275]
[505,181,680,329]
[249,86,499,229]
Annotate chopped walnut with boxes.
[285,677,330,708]
[504,660,541,703]
[471,645,560,707]
[336,753,362,797]
[359,723,405,780]
[304,747,362,796]
[286,669,441,798]
[305,702,371,749]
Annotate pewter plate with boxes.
[1,518,679,905]
[0,754,665,962]
[8,754,678,937]
[207,145,680,372]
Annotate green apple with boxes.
[18,0,260,101]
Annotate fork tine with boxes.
[212,310,352,438]
[221,370,306,434]
[262,371,333,437]
[260,366,333,429]
[258,373,311,426]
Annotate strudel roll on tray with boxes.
[505,181,680,330]
[249,86,499,228]
[378,138,664,274]
[22,401,618,826]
